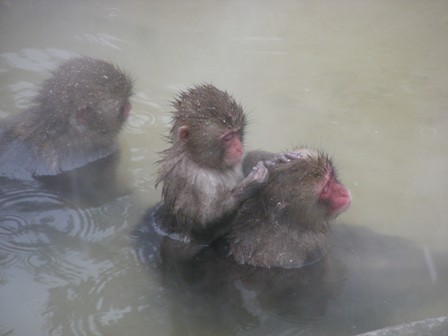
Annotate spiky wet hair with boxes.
[168,84,247,170]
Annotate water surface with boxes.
[1,1,448,335]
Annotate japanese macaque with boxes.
[0,56,133,180]
[228,148,351,268]
[155,84,272,244]
[135,144,448,334]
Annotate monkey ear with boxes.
[178,125,190,142]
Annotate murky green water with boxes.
[1,1,448,335]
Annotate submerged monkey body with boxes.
[0,57,133,180]
[229,199,330,268]
[0,109,119,178]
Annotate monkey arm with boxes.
[231,161,268,202]
[187,162,268,243]
[168,162,267,238]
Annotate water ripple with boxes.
[1,48,75,72]
[103,7,122,19]
[0,214,27,237]
[99,197,133,219]
[73,33,126,50]
[24,252,57,272]
[0,178,145,336]
[0,180,96,255]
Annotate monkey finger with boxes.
[253,161,269,182]
[265,151,302,166]
[277,151,304,162]
[264,160,276,167]
[277,153,291,163]
[284,151,304,160]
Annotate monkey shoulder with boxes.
[229,226,325,268]
[228,208,327,268]
[0,125,119,179]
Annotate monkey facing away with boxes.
[154,84,274,244]
[0,56,133,180]
[228,148,352,268]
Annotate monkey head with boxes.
[170,84,247,171]
[36,57,133,138]
[266,148,351,229]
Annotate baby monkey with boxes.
[155,84,299,244]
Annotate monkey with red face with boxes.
[228,148,351,268]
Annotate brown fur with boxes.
[155,84,268,243]
[228,149,350,268]
[0,56,133,180]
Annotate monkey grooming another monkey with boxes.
[0,56,133,180]
[155,84,272,244]
[228,148,351,268]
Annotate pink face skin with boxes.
[222,131,244,167]
[318,166,351,217]
[120,101,132,120]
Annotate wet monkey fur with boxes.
[0,56,133,180]
[155,84,271,244]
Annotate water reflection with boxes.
[0,175,156,336]
[0,146,149,335]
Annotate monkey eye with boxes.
[222,132,235,142]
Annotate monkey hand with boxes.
[264,151,303,167]
[233,161,269,201]
[248,161,269,182]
